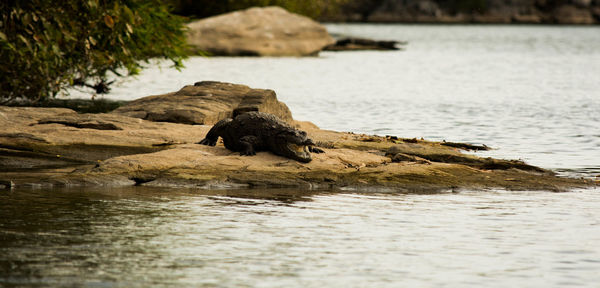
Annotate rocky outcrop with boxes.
[553,5,596,24]
[0,105,595,191]
[112,81,293,125]
[324,38,406,51]
[366,0,445,22]
[0,106,206,171]
[186,6,335,56]
[386,143,546,173]
[323,0,600,24]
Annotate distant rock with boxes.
[367,0,443,22]
[319,0,600,24]
[186,6,335,56]
[572,0,592,8]
[112,81,293,125]
[593,6,600,20]
[324,37,406,51]
[553,5,595,24]
[511,14,543,24]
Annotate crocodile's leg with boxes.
[238,135,261,156]
[198,118,233,146]
[309,146,325,153]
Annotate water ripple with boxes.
[2,187,599,287]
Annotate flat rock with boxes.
[112,81,293,125]
[186,6,335,56]
[0,106,594,192]
[0,106,208,169]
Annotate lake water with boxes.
[3,25,600,287]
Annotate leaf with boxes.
[2,0,187,103]
[22,13,31,26]
[104,15,114,29]
[17,34,31,50]
[88,0,98,9]
[62,30,76,42]
[41,17,50,30]
[122,6,134,23]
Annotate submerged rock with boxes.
[186,6,335,56]
[112,81,293,125]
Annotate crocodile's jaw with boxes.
[285,143,312,163]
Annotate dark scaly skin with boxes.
[198,112,323,163]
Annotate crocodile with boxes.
[198,112,323,163]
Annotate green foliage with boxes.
[172,0,349,19]
[0,0,187,103]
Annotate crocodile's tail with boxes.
[198,118,233,146]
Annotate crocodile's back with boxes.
[229,112,291,137]
[220,112,291,151]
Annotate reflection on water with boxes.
[1,187,599,287]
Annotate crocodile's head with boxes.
[275,129,316,163]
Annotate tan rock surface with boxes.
[112,81,293,125]
[0,106,208,166]
[0,106,595,191]
[186,6,335,56]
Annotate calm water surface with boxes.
[1,187,600,287]
[4,25,600,286]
